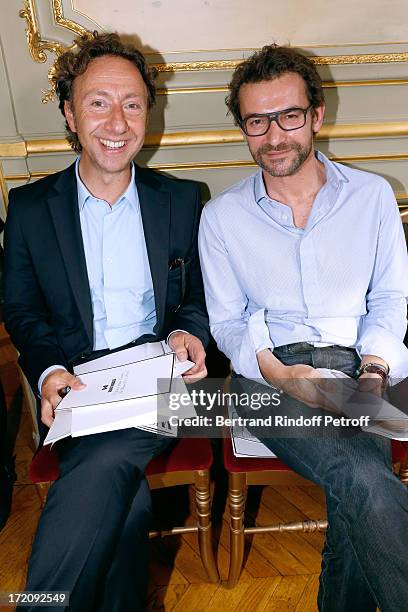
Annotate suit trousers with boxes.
[19,428,172,612]
[232,343,408,612]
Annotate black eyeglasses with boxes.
[240,105,312,137]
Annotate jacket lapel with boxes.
[46,164,94,346]
[136,167,170,334]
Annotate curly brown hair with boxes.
[52,31,157,152]
[226,45,324,126]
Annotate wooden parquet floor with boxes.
[0,329,326,611]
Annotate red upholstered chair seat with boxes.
[146,438,212,474]
[29,445,59,483]
[391,440,408,464]
[29,438,213,483]
[28,437,219,583]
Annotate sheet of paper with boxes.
[73,341,169,375]
[44,408,72,445]
[362,423,408,441]
[58,353,175,410]
[71,394,160,434]
[174,359,195,376]
[137,420,178,437]
[229,400,276,458]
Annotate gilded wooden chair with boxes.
[29,437,219,583]
[223,437,408,588]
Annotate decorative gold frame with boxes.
[0,162,9,211]
[152,52,408,74]
[1,120,408,157]
[159,79,408,96]
[20,0,87,102]
[20,1,408,102]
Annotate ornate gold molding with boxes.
[312,52,408,65]
[0,141,27,157]
[0,162,9,210]
[20,1,67,63]
[322,78,408,89]
[152,60,239,73]
[18,2,408,102]
[157,79,408,96]
[152,53,408,73]
[2,120,408,158]
[51,0,87,35]
[319,122,408,140]
[19,0,87,102]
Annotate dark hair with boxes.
[226,45,324,125]
[52,31,157,152]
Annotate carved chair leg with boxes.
[399,450,408,486]
[194,469,219,583]
[226,471,246,589]
[35,482,51,509]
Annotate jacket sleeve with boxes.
[356,181,408,381]
[3,190,69,391]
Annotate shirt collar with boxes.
[254,149,348,204]
[75,159,139,213]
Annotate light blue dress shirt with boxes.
[38,161,156,392]
[76,162,156,350]
[199,151,408,382]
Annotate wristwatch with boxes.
[356,362,389,389]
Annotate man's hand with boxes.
[357,372,384,397]
[41,369,86,427]
[168,332,207,383]
[356,356,389,397]
[257,349,336,410]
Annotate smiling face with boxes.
[239,72,325,178]
[64,55,149,185]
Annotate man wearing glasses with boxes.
[199,45,408,611]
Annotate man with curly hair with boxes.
[4,32,209,611]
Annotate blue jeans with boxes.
[232,343,408,612]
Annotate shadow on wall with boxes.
[120,33,169,168]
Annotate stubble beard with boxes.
[252,140,313,177]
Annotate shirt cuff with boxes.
[236,309,273,382]
[166,329,189,347]
[38,365,68,397]
[357,328,408,383]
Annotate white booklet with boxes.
[229,401,277,458]
[44,342,195,445]
[73,340,171,375]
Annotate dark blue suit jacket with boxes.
[3,163,209,391]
